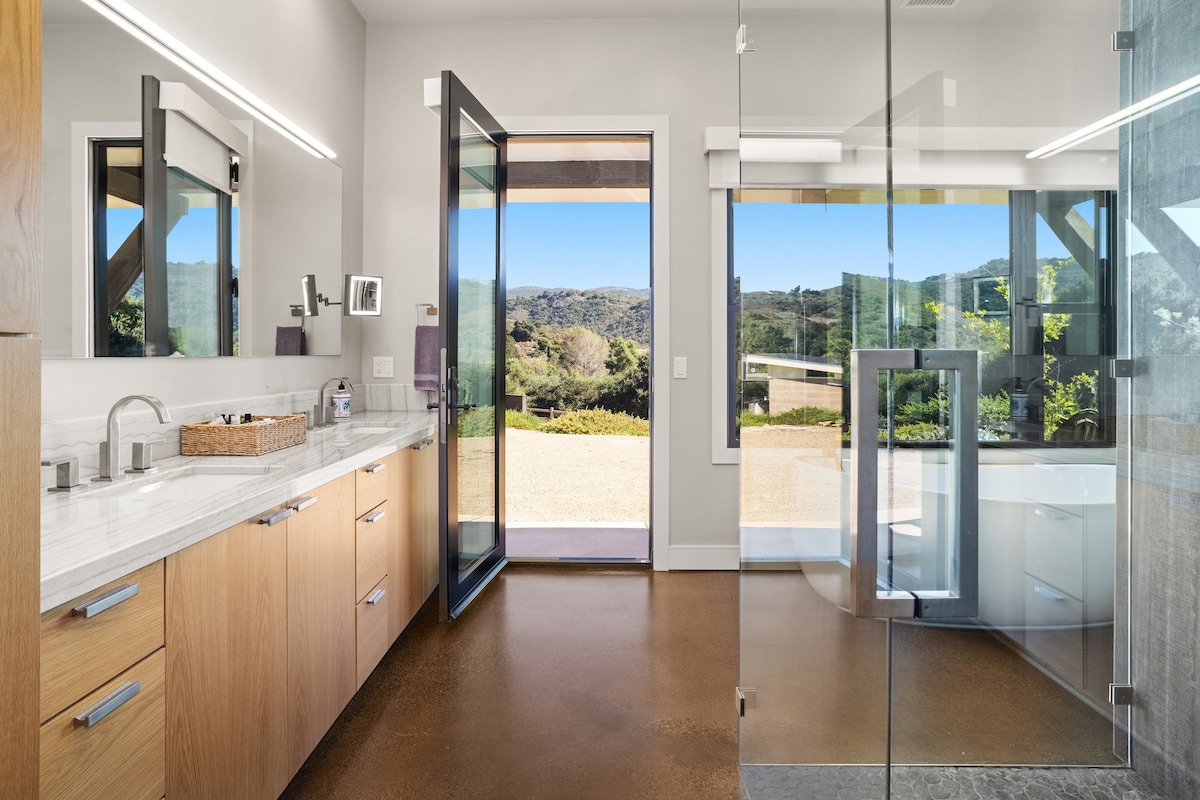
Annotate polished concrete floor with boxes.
[280,567,741,800]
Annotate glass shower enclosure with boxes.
[735,1,1133,796]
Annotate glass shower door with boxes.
[737,0,1127,796]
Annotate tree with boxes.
[605,336,639,374]
[560,326,609,377]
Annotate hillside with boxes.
[508,287,650,344]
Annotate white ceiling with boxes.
[350,0,735,24]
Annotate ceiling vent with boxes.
[902,0,959,7]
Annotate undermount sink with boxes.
[86,464,278,500]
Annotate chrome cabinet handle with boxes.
[259,508,294,527]
[72,583,139,618]
[365,463,386,474]
[288,496,318,513]
[74,681,140,727]
[1033,584,1067,602]
[367,588,386,605]
[365,509,386,523]
[412,438,432,451]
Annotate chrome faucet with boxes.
[95,395,173,481]
[313,377,353,428]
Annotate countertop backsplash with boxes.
[39,387,377,487]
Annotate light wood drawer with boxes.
[1024,502,1084,600]
[41,561,165,723]
[355,455,391,518]
[41,647,166,800]
[1023,574,1084,689]
[356,501,389,602]
[356,576,390,689]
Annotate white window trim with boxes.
[706,127,740,465]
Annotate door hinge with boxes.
[736,25,756,55]
[1113,31,1134,51]
[1110,683,1133,705]
[736,687,757,717]
[1111,358,1135,378]
[230,156,240,190]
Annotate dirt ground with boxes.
[471,424,915,527]
[739,425,846,525]
[504,429,649,524]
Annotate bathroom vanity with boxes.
[37,414,437,800]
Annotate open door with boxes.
[437,71,507,619]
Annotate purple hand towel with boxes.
[414,325,440,391]
[275,325,306,356]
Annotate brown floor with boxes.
[740,569,1120,767]
[280,567,741,800]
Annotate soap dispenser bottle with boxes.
[332,381,352,422]
[1010,378,1029,421]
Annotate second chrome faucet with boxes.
[95,395,173,481]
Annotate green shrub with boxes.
[541,408,649,436]
[891,421,945,441]
[505,410,543,430]
[457,406,495,438]
[738,406,843,429]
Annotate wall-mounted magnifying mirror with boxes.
[344,275,383,316]
[301,274,319,317]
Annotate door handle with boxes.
[849,348,979,620]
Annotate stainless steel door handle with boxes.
[849,348,979,620]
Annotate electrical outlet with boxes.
[372,356,394,378]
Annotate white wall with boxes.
[42,0,367,421]
[362,18,741,565]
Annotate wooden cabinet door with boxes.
[410,439,440,604]
[287,473,356,775]
[166,513,289,800]
[386,449,418,642]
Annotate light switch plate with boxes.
[372,356,394,378]
[673,356,687,379]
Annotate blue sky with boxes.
[119,197,1100,294]
[733,202,1073,293]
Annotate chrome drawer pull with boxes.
[74,681,140,728]
[1033,506,1069,521]
[288,495,318,513]
[365,509,386,523]
[412,439,432,451]
[1033,585,1067,602]
[72,583,139,618]
[365,462,386,474]
[259,508,294,527]
[367,588,386,605]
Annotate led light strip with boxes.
[79,0,336,159]
[1027,70,1200,160]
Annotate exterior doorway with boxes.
[503,134,652,563]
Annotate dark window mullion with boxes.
[92,142,111,357]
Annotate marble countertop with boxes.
[41,411,437,612]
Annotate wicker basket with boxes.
[180,414,306,456]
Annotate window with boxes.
[91,141,238,356]
[728,188,1117,445]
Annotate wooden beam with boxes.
[508,160,649,190]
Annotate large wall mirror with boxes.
[41,0,343,358]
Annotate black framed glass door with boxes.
[437,71,507,620]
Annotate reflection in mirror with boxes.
[41,0,343,357]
